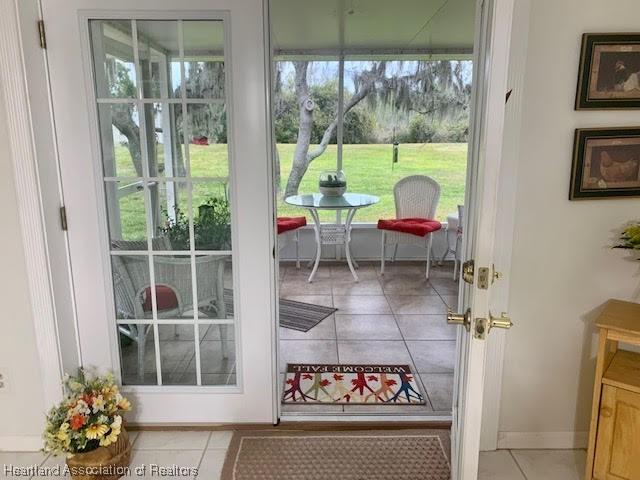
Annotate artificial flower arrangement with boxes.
[615,222,640,257]
[43,370,131,457]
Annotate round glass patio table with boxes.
[284,193,380,282]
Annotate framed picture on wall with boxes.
[576,33,640,109]
[570,127,640,199]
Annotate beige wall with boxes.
[499,0,640,444]
[0,90,47,444]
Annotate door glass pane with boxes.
[105,180,148,248]
[91,18,237,387]
[119,325,157,385]
[195,255,231,319]
[152,255,193,318]
[153,180,190,250]
[136,21,181,98]
[147,103,186,178]
[191,182,232,251]
[91,20,136,99]
[111,255,149,319]
[198,330,236,386]
[98,103,141,177]
[186,104,228,178]
[183,21,225,100]
[158,324,197,385]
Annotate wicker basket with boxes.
[66,428,131,480]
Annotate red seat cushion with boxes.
[277,216,307,234]
[142,285,178,312]
[377,218,442,237]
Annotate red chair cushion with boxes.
[277,216,307,234]
[142,285,178,312]
[377,218,443,237]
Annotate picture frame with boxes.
[576,33,640,109]
[570,127,640,200]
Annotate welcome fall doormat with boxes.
[282,364,426,405]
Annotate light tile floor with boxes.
[279,261,458,415]
[0,431,586,480]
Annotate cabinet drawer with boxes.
[593,385,640,479]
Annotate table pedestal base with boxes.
[308,208,359,283]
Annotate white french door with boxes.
[43,0,277,422]
[450,0,515,478]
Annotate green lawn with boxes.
[114,143,467,238]
[276,143,467,222]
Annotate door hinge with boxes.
[59,206,68,231]
[37,20,47,49]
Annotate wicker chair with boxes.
[111,238,229,381]
[439,204,465,280]
[380,175,441,279]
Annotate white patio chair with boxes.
[440,204,464,280]
[277,217,306,269]
[112,244,229,382]
[379,175,441,279]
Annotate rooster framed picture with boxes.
[576,33,640,110]
[570,127,640,200]
[576,33,640,109]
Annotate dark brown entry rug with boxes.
[282,364,426,405]
[224,290,337,331]
[220,430,450,480]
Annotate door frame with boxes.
[0,0,65,418]
[3,0,521,444]
[11,0,279,423]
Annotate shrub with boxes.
[405,115,437,143]
[162,196,232,250]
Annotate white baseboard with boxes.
[0,436,43,452]
[497,431,588,450]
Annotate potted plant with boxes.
[43,370,132,480]
[614,222,640,258]
[161,196,232,251]
[319,170,347,197]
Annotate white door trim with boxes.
[261,0,281,423]
[480,0,531,451]
[453,0,516,475]
[0,0,63,408]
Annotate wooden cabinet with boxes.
[593,372,640,478]
[586,300,640,480]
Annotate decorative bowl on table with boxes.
[319,170,347,197]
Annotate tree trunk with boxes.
[112,105,143,176]
[284,62,374,198]
[284,62,313,198]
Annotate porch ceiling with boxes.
[271,0,476,57]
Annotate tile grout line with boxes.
[331,271,344,414]
[392,301,436,412]
[508,449,530,480]
[194,431,214,479]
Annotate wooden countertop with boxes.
[595,299,640,336]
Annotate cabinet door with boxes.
[594,385,640,479]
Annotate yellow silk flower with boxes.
[85,423,109,440]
